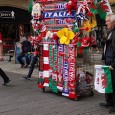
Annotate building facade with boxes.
[0,0,114,50]
[0,0,31,51]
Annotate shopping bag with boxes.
[94,65,113,93]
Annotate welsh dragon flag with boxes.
[89,0,112,19]
[94,65,113,93]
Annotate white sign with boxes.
[0,11,15,19]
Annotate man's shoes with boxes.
[2,79,11,85]
[108,107,115,113]
[21,65,24,68]
[21,76,30,80]
[99,102,110,108]
[24,64,29,68]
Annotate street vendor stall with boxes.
[28,0,112,100]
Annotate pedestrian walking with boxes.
[22,51,38,80]
[99,14,115,113]
[0,68,11,85]
[22,45,39,80]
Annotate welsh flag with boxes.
[89,0,112,19]
[94,65,113,93]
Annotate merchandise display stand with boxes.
[38,0,78,100]
[28,0,112,100]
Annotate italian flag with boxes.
[94,65,113,93]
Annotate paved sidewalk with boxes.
[0,53,113,115]
[0,56,39,77]
[0,72,112,115]
[1,51,104,77]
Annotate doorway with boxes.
[0,23,17,39]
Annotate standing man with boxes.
[0,68,11,85]
[99,14,115,113]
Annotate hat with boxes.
[81,36,90,47]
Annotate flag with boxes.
[98,0,113,19]
[28,0,33,13]
[94,65,113,93]
[89,0,112,19]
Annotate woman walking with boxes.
[0,68,11,85]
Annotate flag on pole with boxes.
[28,0,33,13]
[94,65,113,93]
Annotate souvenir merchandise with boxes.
[27,0,112,100]
[94,65,113,93]
[81,36,90,47]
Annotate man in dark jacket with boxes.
[17,37,32,68]
[99,14,115,113]
[21,43,39,80]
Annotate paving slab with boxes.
[0,72,112,115]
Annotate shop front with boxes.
[0,6,31,52]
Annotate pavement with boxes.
[0,55,39,77]
[0,52,113,115]
[0,51,104,77]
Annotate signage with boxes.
[42,3,67,11]
[0,11,15,19]
[62,45,69,96]
[49,45,53,69]
[42,11,76,19]
[53,43,58,72]
[46,24,72,31]
[57,43,64,90]
[42,18,75,25]
[0,6,31,23]
[42,2,82,11]
[68,44,77,99]
[39,0,61,2]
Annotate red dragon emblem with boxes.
[101,74,108,89]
